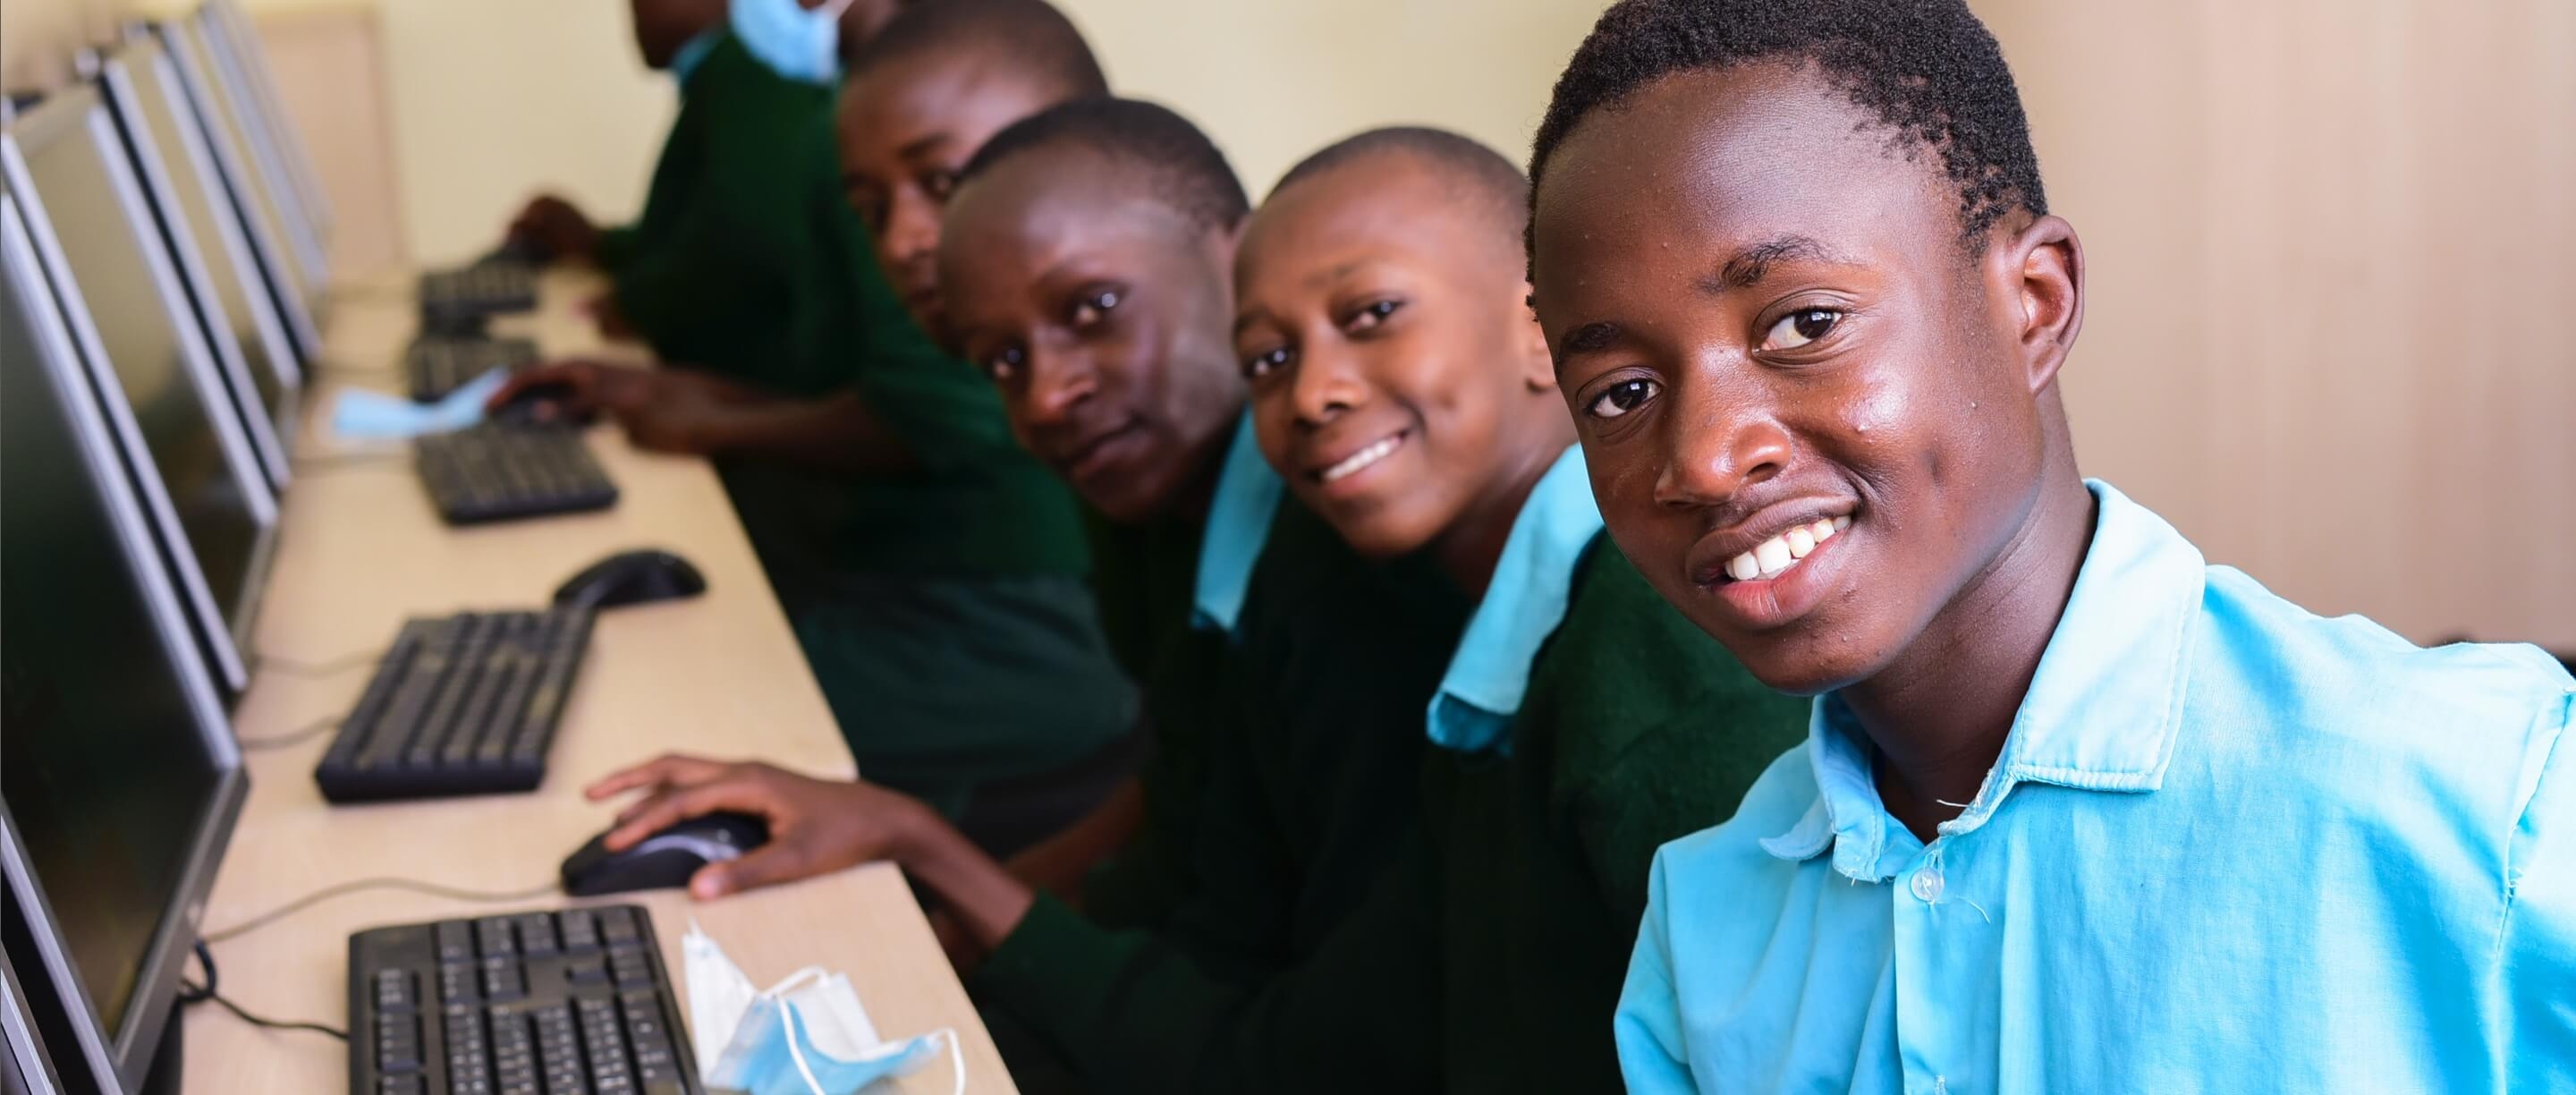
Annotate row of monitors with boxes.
[0,4,331,1091]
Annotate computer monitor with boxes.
[1,955,70,1095]
[180,8,329,299]
[100,38,301,491]
[0,186,249,1094]
[1,88,277,695]
[156,19,325,335]
[200,0,332,242]
[145,21,323,371]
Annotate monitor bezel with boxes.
[1,89,279,696]
[98,45,296,494]
[0,952,69,1095]
[0,188,250,1094]
[150,19,323,367]
[201,0,332,242]
[182,9,328,303]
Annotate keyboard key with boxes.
[480,957,526,1001]
[562,955,607,986]
[595,908,639,946]
[513,912,560,957]
[475,917,516,958]
[555,910,598,954]
[374,968,418,1013]
[608,950,652,989]
[439,963,479,1005]
[379,1076,426,1095]
[436,921,475,964]
[376,1013,421,1073]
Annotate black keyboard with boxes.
[419,261,538,325]
[348,904,703,1095]
[410,335,539,403]
[314,607,593,803]
[416,426,618,526]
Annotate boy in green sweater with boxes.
[947,126,1807,1094]
[589,119,1805,1091]
[501,0,1139,848]
[502,0,904,373]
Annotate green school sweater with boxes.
[599,34,829,381]
[970,536,1807,1092]
[1066,469,1224,929]
[971,502,1472,1064]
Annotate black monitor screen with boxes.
[12,97,269,642]
[116,44,300,451]
[0,192,231,1048]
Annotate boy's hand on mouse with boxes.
[585,754,941,900]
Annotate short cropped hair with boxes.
[848,0,1108,98]
[1530,0,2046,248]
[959,97,1250,233]
[1274,126,1530,250]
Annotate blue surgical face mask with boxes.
[685,927,961,1095]
[729,0,857,85]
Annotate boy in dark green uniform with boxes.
[577,100,1488,1084]
[965,131,1802,1091]
[503,0,904,375]
[502,0,1138,847]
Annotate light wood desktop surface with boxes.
[184,270,1013,1092]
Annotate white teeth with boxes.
[1725,514,1853,581]
[1320,435,1402,483]
[1753,538,1792,575]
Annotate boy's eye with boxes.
[1242,346,1292,380]
[1761,308,1843,351]
[982,345,1026,384]
[1343,299,1401,332]
[1072,289,1122,328]
[922,169,961,203]
[1586,378,1659,420]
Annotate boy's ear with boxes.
[1513,279,1557,392]
[2002,214,2085,395]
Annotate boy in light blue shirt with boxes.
[1523,0,2576,1091]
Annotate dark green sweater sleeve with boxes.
[609,38,830,378]
[976,831,1445,1094]
[592,223,643,271]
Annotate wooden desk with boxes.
[185,271,1013,1092]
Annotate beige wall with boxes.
[13,0,2572,648]
[1983,0,2576,649]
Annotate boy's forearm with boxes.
[694,389,918,475]
[887,807,1038,960]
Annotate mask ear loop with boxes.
[934,1028,964,1095]
[782,1000,828,1095]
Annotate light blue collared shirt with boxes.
[1426,445,1599,754]
[1616,480,2576,1093]
[1190,412,1284,635]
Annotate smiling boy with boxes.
[1525,1,2576,1091]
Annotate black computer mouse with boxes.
[490,380,595,427]
[560,811,771,897]
[552,549,706,609]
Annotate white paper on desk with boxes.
[683,921,959,1094]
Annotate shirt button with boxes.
[1911,869,1944,903]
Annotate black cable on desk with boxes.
[201,877,561,945]
[234,714,342,752]
[256,646,388,679]
[180,941,347,1042]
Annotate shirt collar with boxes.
[1191,412,1284,634]
[1425,446,1602,754]
[1765,480,2204,877]
[669,30,724,87]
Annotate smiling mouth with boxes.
[1718,515,1852,583]
[1317,432,1405,484]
